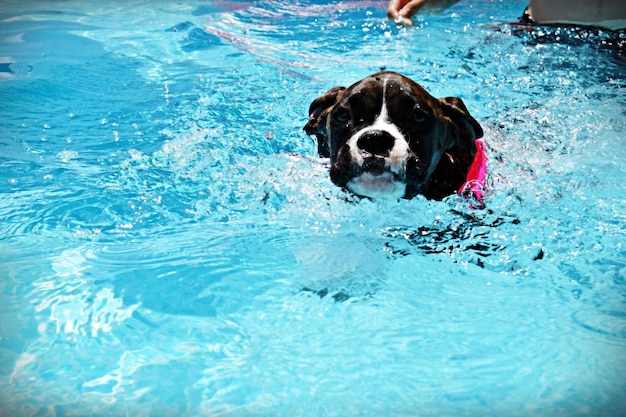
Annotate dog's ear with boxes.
[303,86,345,157]
[438,96,483,153]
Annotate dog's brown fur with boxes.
[304,71,483,200]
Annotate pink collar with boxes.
[457,139,488,208]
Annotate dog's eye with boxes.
[334,110,350,123]
[412,108,429,124]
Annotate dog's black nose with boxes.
[357,130,395,156]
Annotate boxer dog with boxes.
[304,71,484,200]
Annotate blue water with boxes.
[1,0,625,415]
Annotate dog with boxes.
[304,71,484,200]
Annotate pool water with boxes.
[1,0,625,415]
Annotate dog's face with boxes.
[304,71,483,200]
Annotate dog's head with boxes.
[304,71,483,200]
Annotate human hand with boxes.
[387,0,460,26]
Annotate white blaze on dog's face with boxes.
[304,71,484,200]
[326,72,432,200]
[344,90,411,199]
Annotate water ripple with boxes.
[572,309,626,340]
[2,1,626,416]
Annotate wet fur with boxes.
[304,71,483,200]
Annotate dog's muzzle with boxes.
[357,130,396,159]
[341,128,413,199]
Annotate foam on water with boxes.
[1,1,626,416]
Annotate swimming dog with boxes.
[304,71,484,200]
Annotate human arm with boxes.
[528,0,626,30]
